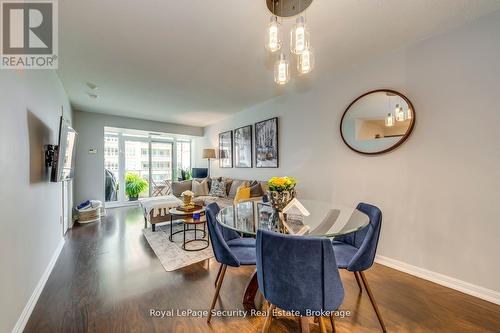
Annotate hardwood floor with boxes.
[25,207,500,333]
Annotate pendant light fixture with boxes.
[385,113,395,127]
[290,16,309,54]
[265,15,281,52]
[265,0,314,85]
[297,42,314,74]
[274,53,290,85]
[406,107,413,120]
[395,104,406,122]
[385,93,395,127]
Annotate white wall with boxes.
[0,71,72,332]
[195,11,500,295]
[73,111,204,204]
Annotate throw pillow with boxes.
[233,187,251,204]
[223,178,233,196]
[192,179,209,196]
[209,178,227,198]
[249,180,264,197]
[228,180,249,198]
[172,180,192,197]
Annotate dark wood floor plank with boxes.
[24,207,500,333]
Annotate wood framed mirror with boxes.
[340,89,415,155]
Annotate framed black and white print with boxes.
[255,117,279,168]
[234,125,252,168]
[219,131,233,168]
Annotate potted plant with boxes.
[267,176,297,211]
[125,172,148,201]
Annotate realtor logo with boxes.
[1,0,58,69]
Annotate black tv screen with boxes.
[51,117,77,182]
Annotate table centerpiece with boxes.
[267,176,297,211]
[181,190,195,209]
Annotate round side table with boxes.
[169,206,209,251]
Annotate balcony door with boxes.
[150,141,173,196]
[105,130,176,206]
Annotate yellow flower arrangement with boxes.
[268,176,297,192]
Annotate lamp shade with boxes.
[202,148,216,159]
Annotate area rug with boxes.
[143,222,214,272]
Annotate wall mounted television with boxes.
[51,116,78,182]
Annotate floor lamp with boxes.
[202,149,216,177]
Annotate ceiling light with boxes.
[395,104,406,121]
[290,16,309,55]
[266,16,281,52]
[265,0,314,85]
[274,53,290,85]
[86,82,99,90]
[297,42,314,74]
[406,108,413,120]
[385,113,395,127]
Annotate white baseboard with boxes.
[375,255,500,306]
[11,238,65,333]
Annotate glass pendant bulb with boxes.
[265,16,281,52]
[297,42,314,74]
[274,53,290,85]
[290,16,309,54]
[385,113,395,127]
[395,104,406,121]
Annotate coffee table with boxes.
[168,206,209,251]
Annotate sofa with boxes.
[171,177,268,209]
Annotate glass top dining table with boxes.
[217,200,370,237]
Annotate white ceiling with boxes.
[58,0,500,127]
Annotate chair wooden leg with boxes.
[354,271,363,292]
[207,265,227,323]
[299,316,310,333]
[330,314,336,333]
[262,304,276,333]
[214,264,223,287]
[318,316,328,333]
[359,271,387,332]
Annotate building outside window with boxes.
[176,140,191,175]
[104,128,191,204]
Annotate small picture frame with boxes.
[219,131,233,168]
[234,125,252,168]
[255,117,279,168]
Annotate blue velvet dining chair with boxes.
[256,229,344,333]
[332,202,386,332]
[217,204,255,248]
[206,203,255,289]
[205,203,256,323]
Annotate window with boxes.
[104,147,119,156]
[104,132,120,203]
[142,161,170,170]
[105,162,118,171]
[126,147,135,157]
[177,140,191,172]
[104,127,192,204]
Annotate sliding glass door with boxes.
[104,129,181,206]
[150,142,173,196]
[124,138,151,199]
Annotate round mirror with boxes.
[340,90,415,155]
